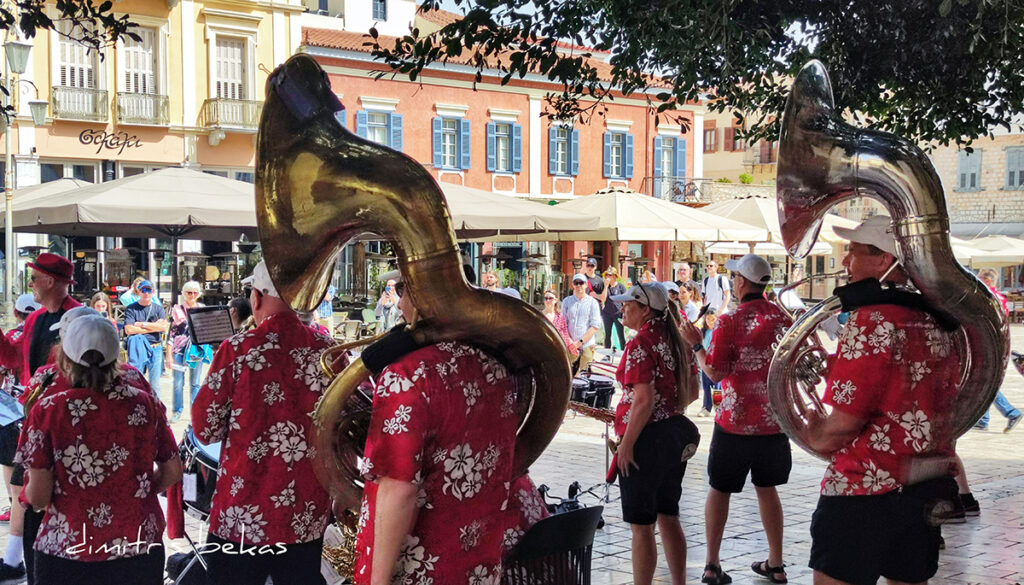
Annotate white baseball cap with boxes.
[241,260,279,297]
[610,283,669,312]
[15,293,40,314]
[50,306,102,336]
[661,281,680,294]
[62,314,120,366]
[834,214,898,257]
[572,273,588,284]
[725,254,772,285]
[378,269,402,283]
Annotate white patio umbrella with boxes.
[706,240,833,256]
[958,235,1024,267]
[509,188,769,242]
[438,183,600,237]
[700,195,859,244]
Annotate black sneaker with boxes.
[961,493,980,516]
[1005,413,1022,433]
[940,497,966,524]
[0,560,26,581]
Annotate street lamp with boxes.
[3,35,37,315]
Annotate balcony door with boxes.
[122,28,158,120]
[214,36,248,126]
[57,28,100,117]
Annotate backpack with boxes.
[702,275,726,298]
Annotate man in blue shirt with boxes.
[123,280,168,398]
[562,273,602,374]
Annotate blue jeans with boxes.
[172,352,202,415]
[978,391,1021,426]
[128,342,164,400]
[701,371,716,412]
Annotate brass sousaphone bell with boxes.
[770,60,1009,457]
[254,54,572,509]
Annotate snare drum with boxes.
[179,425,221,519]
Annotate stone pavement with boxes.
[0,328,1022,584]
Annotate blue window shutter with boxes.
[548,127,558,174]
[625,134,634,179]
[571,129,580,176]
[389,113,403,152]
[432,118,443,168]
[653,136,663,196]
[675,138,686,178]
[355,111,368,138]
[334,109,347,129]
[460,118,471,170]
[486,122,496,172]
[602,132,612,178]
[512,124,522,173]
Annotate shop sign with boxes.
[79,129,143,155]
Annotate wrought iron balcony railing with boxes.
[51,86,108,122]
[200,98,263,130]
[116,92,169,125]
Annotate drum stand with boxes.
[582,418,619,505]
[174,530,211,585]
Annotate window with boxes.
[603,131,634,178]
[372,0,387,20]
[432,117,471,170]
[120,164,165,178]
[122,27,158,94]
[41,161,97,183]
[215,36,247,100]
[704,128,717,153]
[203,168,255,182]
[1006,147,1024,189]
[653,136,687,198]
[487,122,522,173]
[356,110,403,151]
[723,127,745,152]
[956,149,982,191]
[548,126,579,176]
[58,26,98,89]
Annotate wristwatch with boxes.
[691,342,704,354]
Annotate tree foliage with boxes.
[370,0,1024,146]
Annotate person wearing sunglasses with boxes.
[562,273,602,374]
[167,281,207,423]
[542,289,577,357]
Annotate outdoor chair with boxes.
[502,505,603,585]
[360,308,378,337]
[335,319,361,342]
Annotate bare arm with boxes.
[155,455,184,492]
[370,477,420,585]
[679,319,728,383]
[716,288,732,316]
[26,468,54,511]
[617,382,654,476]
[805,408,867,454]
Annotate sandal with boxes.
[702,563,732,585]
[751,560,787,584]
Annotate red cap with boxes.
[27,253,76,284]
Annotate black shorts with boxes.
[0,422,19,466]
[706,425,791,493]
[619,415,700,525]
[809,477,955,585]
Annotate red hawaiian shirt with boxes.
[354,342,525,585]
[821,305,960,496]
[0,325,24,392]
[18,380,176,561]
[16,364,154,509]
[614,319,684,438]
[707,297,792,435]
[192,311,334,545]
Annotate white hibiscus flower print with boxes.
[503,527,525,551]
[271,480,297,508]
[230,476,245,497]
[736,346,771,372]
[482,358,508,384]
[264,421,308,468]
[262,381,285,405]
[377,370,414,397]
[216,504,268,543]
[290,347,329,393]
[61,441,108,487]
[459,520,483,551]
[87,502,113,528]
[104,444,129,470]
[67,397,98,424]
[290,501,326,541]
[204,369,224,391]
[861,461,897,493]
[244,348,268,371]
[383,405,413,435]
[135,473,152,498]
[866,424,894,453]
[468,565,500,585]
[831,379,857,405]
[127,403,149,426]
[247,437,270,463]
[900,407,931,452]
[925,326,952,358]
[838,322,868,360]
[867,321,897,354]
[462,381,481,412]
[909,361,931,385]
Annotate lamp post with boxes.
[3,37,35,315]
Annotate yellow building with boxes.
[2,0,303,291]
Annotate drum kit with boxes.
[171,426,221,584]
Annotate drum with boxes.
[571,374,616,409]
[571,377,590,403]
[179,425,221,519]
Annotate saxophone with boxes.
[769,60,1009,456]
[255,54,571,509]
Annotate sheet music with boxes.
[186,306,236,346]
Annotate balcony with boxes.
[116,92,169,126]
[642,176,703,202]
[51,86,108,122]
[200,98,262,131]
